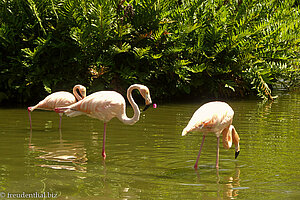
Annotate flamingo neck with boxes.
[28,105,39,112]
[231,125,240,152]
[222,125,240,152]
[222,125,232,149]
[120,85,141,125]
[73,85,86,101]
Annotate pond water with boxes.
[0,92,299,199]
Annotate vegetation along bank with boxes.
[0,0,299,105]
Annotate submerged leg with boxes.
[194,135,206,169]
[102,123,107,159]
[216,136,220,168]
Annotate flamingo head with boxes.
[139,86,152,111]
[231,125,240,159]
[78,85,86,98]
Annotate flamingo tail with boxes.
[182,123,204,136]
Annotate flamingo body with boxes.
[29,91,77,111]
[182,102,234,136]
[28,85,86,129]
[55,84,152,158]
[65,91,126,123]
[182,101,240,169]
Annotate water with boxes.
[0,92,299,199]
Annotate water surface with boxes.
[0,92,299,199]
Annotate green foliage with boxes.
[0,0,299,104]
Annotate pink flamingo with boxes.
[28,84,86,129]
[182,101,240,169]
[55,84,152,159]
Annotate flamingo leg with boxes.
[28,109,32,130]
[102,123,107,159]
[58,113,63,129]
[194,135,206,169]
[216,136,220,168]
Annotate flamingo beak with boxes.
[235,151,240,159]
[143,94,152,111]
[143,104,151,111]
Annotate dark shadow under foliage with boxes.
[0,0,299,105]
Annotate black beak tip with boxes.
[143,104,151,112]
[235,151,240,159]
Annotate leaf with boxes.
[26,0,46,35]
[225,84,235,92]
[133,47,151,59]
[151,54,162,59]
[186,63,206,73]
[44,85,52,93]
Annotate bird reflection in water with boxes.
[216,166,241,199]
[28,130,87,172]
[193,166,241,199]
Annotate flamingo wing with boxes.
[64,91,125,122]
[36,92,76,110]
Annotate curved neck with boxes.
[231,125,240,152]
[120,85,141,125]
[222,125,232,149]
[73,85,86,101]
[222,125,240,152]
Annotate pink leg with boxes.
[28,107,32,129]
[102,123,107,159]
[216,136,220,168]
[59,113,62,129]
[194,135,206,169]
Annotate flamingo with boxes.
[182,101,240,169]
[28,84,86,129]
[55,84,152,159]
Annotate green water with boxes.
[0,92,299,199]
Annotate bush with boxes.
[0,0,299,104]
